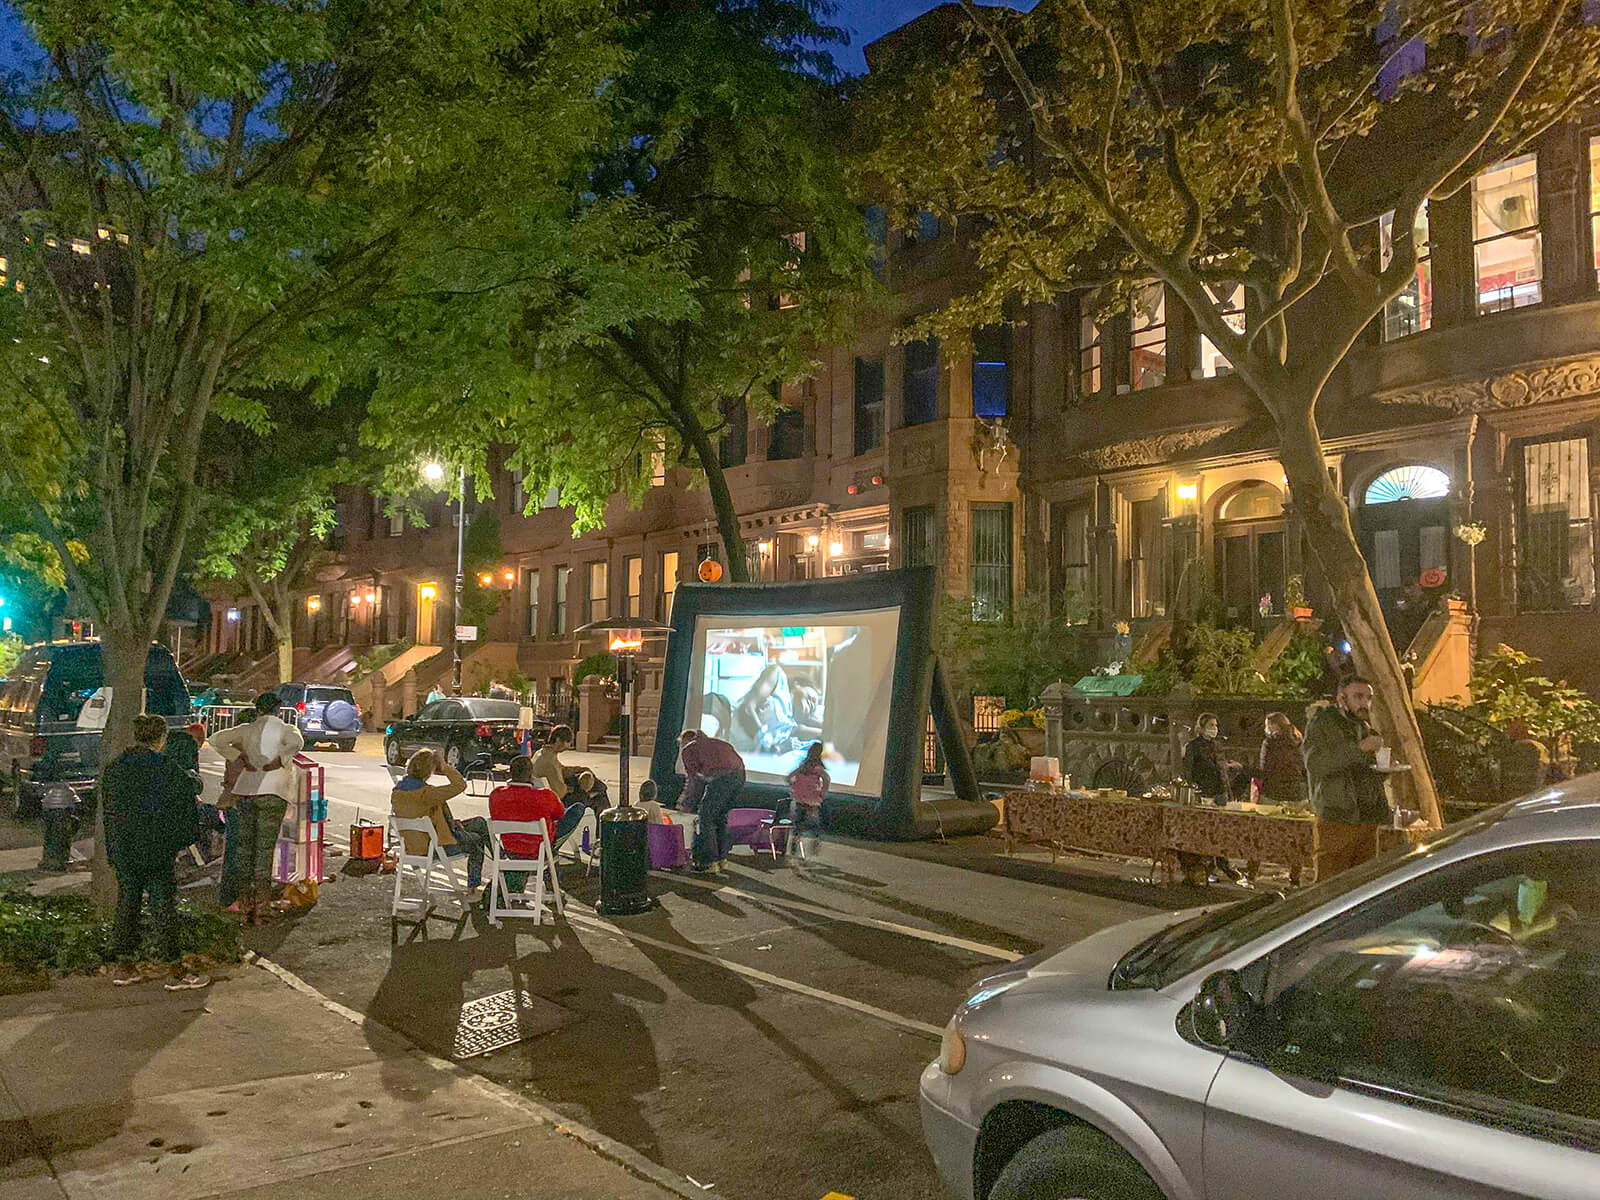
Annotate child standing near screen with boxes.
[784,742,829,863]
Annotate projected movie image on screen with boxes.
[685,608,901,794]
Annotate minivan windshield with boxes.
[1111,806,1511,990]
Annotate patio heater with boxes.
[574,616,671,916]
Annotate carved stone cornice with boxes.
[1377,355,1600,414]
[1068,423,1242,473]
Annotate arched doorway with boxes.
[1212,480,1286,623]
[1356,464,1452,648]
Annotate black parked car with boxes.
[276,682,362,751]
[383,697,546,772]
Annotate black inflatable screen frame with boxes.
[649,567,983,838]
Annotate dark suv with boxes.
[275,682,362,751]
[1,640,190,813]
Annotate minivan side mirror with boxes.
[1182,969,1256,1051]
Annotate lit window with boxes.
[625,556,642,618]
[1129,281,1166,391]
[658,551,679,621]
[1472,154,1541,314]
[586,561,608,624]
[1589,135,1599,286]
[1077,309,1102,397]
[1381,204,1432,339]
[1197,283,1245,377]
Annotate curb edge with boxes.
[244,950,709,1200]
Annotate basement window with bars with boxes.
[1518,435,1595,611]
[970,503,1013,622]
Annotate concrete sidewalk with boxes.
[0,961,696,1200]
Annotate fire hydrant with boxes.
[39,783,76,871]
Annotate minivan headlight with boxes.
[939,1018,967,1075]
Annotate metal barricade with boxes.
[198,704,256,736]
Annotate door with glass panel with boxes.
[1355,464,1452,650]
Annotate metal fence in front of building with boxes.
[971,694,1007,734]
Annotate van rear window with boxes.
[307,687,355,704]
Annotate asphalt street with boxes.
[222,746,1174,1200]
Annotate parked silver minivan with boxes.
[922,781,1600,1200]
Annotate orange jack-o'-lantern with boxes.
[697,558,724,583]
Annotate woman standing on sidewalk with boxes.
[210,692,304,922]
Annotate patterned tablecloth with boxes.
[1002,789,1164,863]
[1004,789,1317,877]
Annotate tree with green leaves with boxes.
[362,0,878,580]
[862,0,1600,828]
[194,389,374,684]
[0,0,621,906]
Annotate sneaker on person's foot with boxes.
[164,974,211,991]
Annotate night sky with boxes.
[831,0,1034,73]
[0,3,1036,78]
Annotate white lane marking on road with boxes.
[669,874,1024,963]
[563,904,944,1040]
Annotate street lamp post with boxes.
[423,460,468,696]
[575,615,670,916]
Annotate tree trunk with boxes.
[1276,407,1444,829]
[277,635,294,684]
[672,397,749,581]
[92,624,151,914]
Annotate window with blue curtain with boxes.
[972,325,1010,419]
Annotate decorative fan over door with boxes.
[1357,465,1453,650]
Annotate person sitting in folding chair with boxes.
[487,756,573,894]
[389,749,489,891]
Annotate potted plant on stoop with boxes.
[1286,575,1313,621]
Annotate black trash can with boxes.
[597,806,655,916]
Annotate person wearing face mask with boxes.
[1179,713,1244,884]
[1303,676,1389,879]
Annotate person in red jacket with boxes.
[488,756,567,893]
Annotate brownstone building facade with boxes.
[199,27,1600,708]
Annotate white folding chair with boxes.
[554,808,601,875]
[388,814,471,923]
[486,819,565,927]
[761,817,802,862]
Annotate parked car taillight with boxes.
[29,736,45,757]
[475,722,493,740]
[296,701,307,712]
